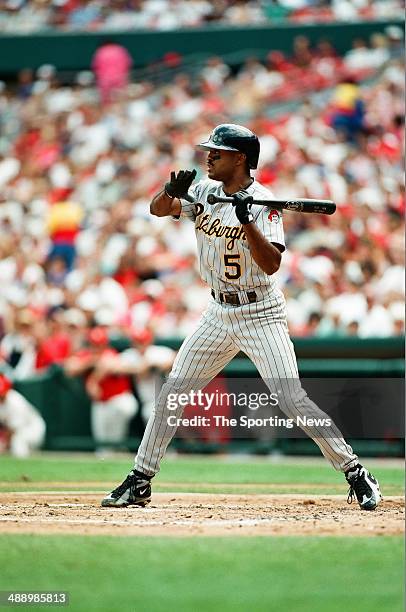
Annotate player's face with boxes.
[206,149,240,182]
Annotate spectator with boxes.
[0,310,38,380]
[292,35,314,68]
[63,308,88,353]
[91,40,133,105]
[46,188,83,271]
[344,37,374,71]
[330,77,366,142]
[16,68,34,100]
[385,25,404,59]
[0,0,402,32]
[68,0,102,29]
[35,307,72,369]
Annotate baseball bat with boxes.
[206,193,336,215]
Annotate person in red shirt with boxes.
[64,327,138,452]
[35,307,72,370]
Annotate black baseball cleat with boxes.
[345,464,382,511]
[101,470,152,507]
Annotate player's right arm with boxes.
[150,191,181,217]
[150,169,197,218]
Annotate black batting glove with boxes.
[164,169,197,199]
[233,191,254,225]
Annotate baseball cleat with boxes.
[101,470,152,508]
[345,464,382,511]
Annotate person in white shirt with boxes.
[0,373,46,457]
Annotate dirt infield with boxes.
[0,492,403,537]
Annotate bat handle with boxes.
[207,194,235,204]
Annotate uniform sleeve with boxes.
[255,206,286,252]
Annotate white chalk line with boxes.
[1,491,106,495]
[48,503,88,508]
[0,504,212,513]
[0,491,347,499]
[0,503,269,512]
[48,504,169,512]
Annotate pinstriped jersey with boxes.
[179,178,285,293]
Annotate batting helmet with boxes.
[197,124,260,169]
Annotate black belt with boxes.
[211,290,257,306]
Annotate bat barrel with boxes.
[283,199,336,215]
[206,193,336,215]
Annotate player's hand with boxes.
[164,169,197,199]
[233,190,254,225]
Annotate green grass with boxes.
[0,535,403,612]
[0,454,403,495]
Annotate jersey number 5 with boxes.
[224,254,242,279]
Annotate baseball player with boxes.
[117,329,176,425]
[102,124,382,511]
[64,327,139,452]
[0,373,46,457]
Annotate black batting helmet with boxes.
[197,124,260,169]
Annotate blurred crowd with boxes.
[0,31,404,386]
[0,0,403,33]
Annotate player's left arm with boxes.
[234,193,282,275]
[243,223,282,275]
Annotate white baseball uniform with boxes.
[0,389,46,457]
[135,178,358,475]
[119,345,176,423]
[91,392,137,447]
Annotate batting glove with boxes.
[164,169,197,199]
[233,191,254,225]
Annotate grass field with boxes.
[0,535,403,612]
[0,453,404,612]
[0,453,404,494]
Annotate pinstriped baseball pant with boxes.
[135,290,358,476]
